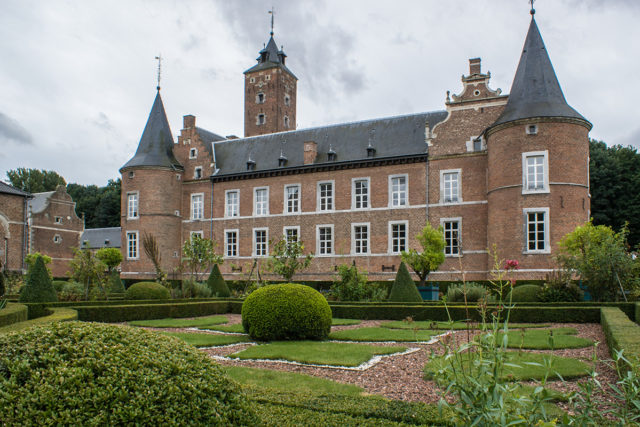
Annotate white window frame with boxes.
[440,169,462,204]
[522,151,550,194]
[126,231,139,260]
[224,229,239,258]
[284,115,290,128]
[284,184,301,214]
[189,148,198,159]
[351,222,370,255]
[389,174,409,207]
[127,192,139,219]
[352,177,370,210]
[283,226,300,244]
[388,220,408,254]
[191,193,204,220]
[53,234,62,244]
[190,230,204,240]
[254,187,269,216]
[194,166,203,180]
[225,190,239,218]
[523,207,550,254]
[257,114,265,125]
[316,224,334,256]
[440,217,462,257]
[253,227,269,257]
[54,216,63,224]
[256,92,265,104]
[317,180,335,212]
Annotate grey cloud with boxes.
[0,112,33,145]
[91,112,113,131]
[617,127,640,150]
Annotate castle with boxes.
[119,10,591,283]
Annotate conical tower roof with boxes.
[491,15,590,128]
[120,91,183,171]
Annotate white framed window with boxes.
[194,167,203,179]
[126,231,139,260]
[127,192,139,219]
[191,193,204,220]
[249,77,255,83]
[225,229,238,257]
[190,230,204,240]
[284,184,300,214]
[256,92,265,104]
[526,124,538,135]
[53,234,62,244]
[440,218,461,257]
[317,224,334,256]
[524,208,550,253]
[265,74,271,81]
[254,187,269,216]
[352,178,370,209]
[284,116,290,128]
[317,181,334,212]
[257,114,265,125]
[352,223,370,255]
[189,148,197,159]
[440,169,461,203]
[284,226,299,244]
[522,151,549,194]
[284,94,291,106]
[54,216,62,224]
[253,228,268,257]
[388,221,408,254]
[389,175,408,207]
[225,190,239,217]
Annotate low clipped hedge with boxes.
[74,301,230,322]
[0,303,28,327]
[601,307,640,372]
[0,308,78,333]
[242,284,332,341]
[125,282,171,300]
[0,322,258,425]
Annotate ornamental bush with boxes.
[52,280,68,293]
[125,281,171,300]
[0,322,258,425]
[207,264,230,297]
[388,262,422,302]
[18,256,57,303]
[58,281,85,301]
[242,283,332,341]
[508,284,542,302]
[446,282,490,303]
[107,271,125,293]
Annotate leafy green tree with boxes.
[181,236,222,282]
[66,178,121,228]
[557,221,638,301]
[330,264,369,301]
[388,262,422,302]
[19,255,58,303]
[207,264,230,297]
[6,168,66,193]
[401,223,446,287]
[25,252,52,267]
[69,245,107,300]
[268,238,313,282]
[96,248,123,273]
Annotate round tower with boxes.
[119,89,184,281]
[485,11,592,278]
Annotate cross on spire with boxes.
[155,54,162,91]
[269,7,274,36]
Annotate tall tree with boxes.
[401,223,445,287]
[6,168,66,193]
[67,179,121,228]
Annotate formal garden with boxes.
[1,222,640,425]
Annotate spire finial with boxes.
[529,0,535,15]
[268,7,274,36]
[154,54,162,91]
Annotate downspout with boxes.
[210,180,214,240]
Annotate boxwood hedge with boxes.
[601,307,640,371]
[124,281,171,300]
[0,307,77,333]
[74,301,230,322]
[0,303,27,327]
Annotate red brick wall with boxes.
[0,193,27,272]
[244,67,297,137]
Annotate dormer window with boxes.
[367,146,376,157]
[279,155,287,167]
[257,114,265,125]
[104,239,110,246]
[327,146,336,162]
[247,159,256,171]
[194,167,203,179]
[189,148,197,159]
[256,93,265,104]
[526,124,538,135]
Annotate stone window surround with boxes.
[224,229,238,257]
[284,184,301,214]
[283,226,300,244]
[440,217,462,257]
[126,230,139,260]
[225,189,239,218]
[439,169,462,204]
[522,150,550,194]
[351,222,370,255]
[191,193,204,220]
[316,224,334,256]
[388,220,408,254]
[254,186,269,216]
[253,227,269,257]
[352,177,370,210]
[389,174,409,208]
[523,207,550,254]
[127,191,139,220]
[317,180,335,212]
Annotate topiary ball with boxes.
[242,283,332,341]
[0,322,258,425]
[508,284,542,302]
[124,281,170,300]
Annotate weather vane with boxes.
[268,7,274,36]
[155,54,162,90]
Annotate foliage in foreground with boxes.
[18,255,57,303]
[0,322,258,425]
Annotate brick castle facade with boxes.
[119,12,591,283]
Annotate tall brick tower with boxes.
[244,28,297,137]
[485,9,592,275]
[119,88,184,280]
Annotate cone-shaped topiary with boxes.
[107,271,125,293]
[388,262,423,302]
[207,264,230,297]
[19,256,57,303]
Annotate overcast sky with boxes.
[1,0,638,186]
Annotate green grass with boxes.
[200,323,246,333]
[424,351,590,381]
[128,315,228,328]
[229,341,406,367]
[380,320,551,330]
[159,331,249,347]
[330,327,440,342]
[497,328,594,350]
[332,318,362,326]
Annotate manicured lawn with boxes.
[424,351,590,381]
[128,315,228,328]
[160,331,249,347]
[200,323,246,333]
[496,328,594,350]
[330,326,440,342]
[380,320,551,330]
[332,318,362,326]
[229,341,406,367]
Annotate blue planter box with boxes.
[417,286,440,301]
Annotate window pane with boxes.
[319,227,332,255]
[391,177,407,206]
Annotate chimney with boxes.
[303,141,317,165]
[469,58,481,75]
[183,115,196,129]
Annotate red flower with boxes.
[504,259,520,270]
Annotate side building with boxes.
[0,181,29,273]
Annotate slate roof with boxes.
[211,111,447,177]
[0,181,29,197]
[28,191,55,213]
[196,127,226,160]
[81,227,122,249]
[120,91,183,171]
[492,16,589,128]
[244,35,297,79]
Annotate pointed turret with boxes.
[120,91,183,171]
[491,15,590,128]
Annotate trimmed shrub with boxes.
[538,282,583,302]
[58,281,84,302]
[0,307,77,333]
[508,284,542,302]
[242,283,332,341]
[0,303,28,327]
[446,282,490,303]
[0,322,258,425]
[601,307,640,371]
[18,256,57,303]
[125,282,171,300]
[388,262,422,302]
[74,301,230,322]
[207,264,230,297]
[107,271,125,293]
